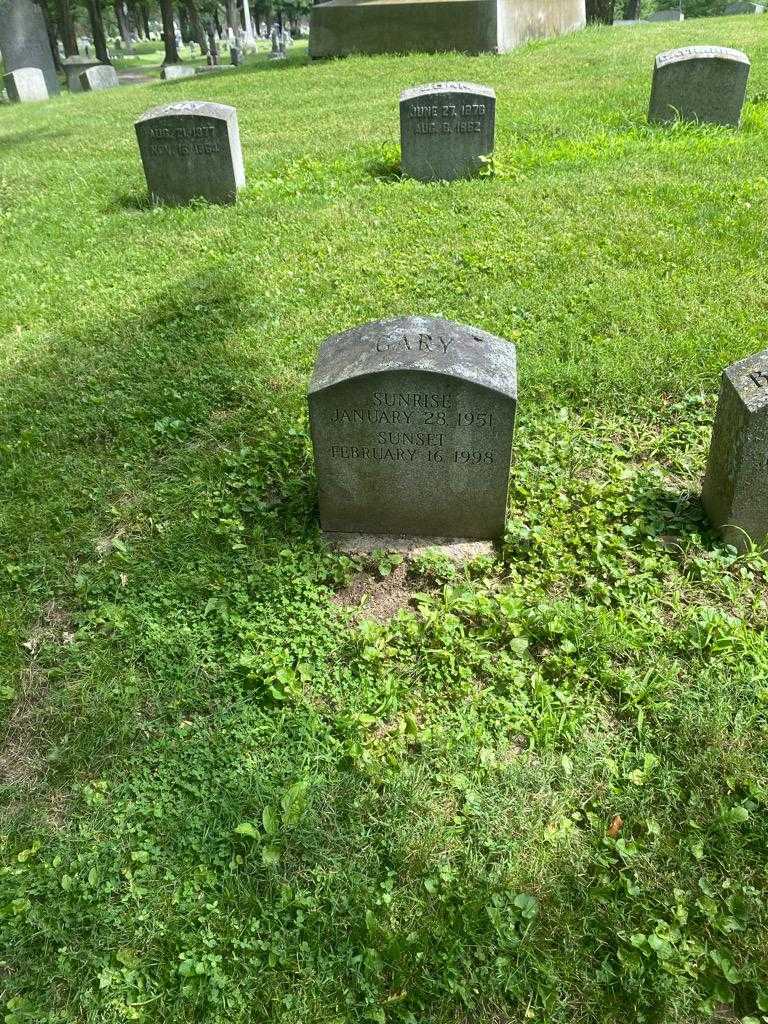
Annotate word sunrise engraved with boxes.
[309,317,517,539]
[134,101,245,206]
[400,82,496,182]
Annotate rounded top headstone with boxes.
[655,45,750,69]
[399,81,496,103]
[135,100,237,126]
[309,316,517,400]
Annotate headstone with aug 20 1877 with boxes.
[648,45,750,127]
[400,82,496,182]
[134,101,245,206]
[309,316,517,540]
[3,66,48,102]
[702,349,768,551]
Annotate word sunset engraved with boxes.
[702,349,768,551]
[134,101,245,206]
[309,316,517,539]
[648,46,750,127]
[400,83,496,182]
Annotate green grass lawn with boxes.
[1,19,768,1024]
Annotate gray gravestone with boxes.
[134,101,245,206]
[161,64,196,80]
[0,0,60,95]
[309,316,517,539]
[724,1,764,11]
[400,82,495,183]
[62,55,103,92]
[647,7,684,18]
[3,66,48,102]
[702,350,768,551]
[648,46,750,127]
[79,64,119,91]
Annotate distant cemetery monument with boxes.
[3,66,48,102]
[309,0,586,58]
[309,316,517,539]
[648,46,750,127]
[79,64,119,91]
[400,82,496,182]
[702,350,768,551]
[135,101,246,206]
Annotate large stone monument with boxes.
[309,316,517,539]
[702,350,768,551]
[3,66,48,102]
[134,101,246,206]
[309,0,586,58]
[79,64,119,91]
[400,82,495,182]
[648,46,750,127]
[0,0,59,95]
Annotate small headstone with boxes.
[229,45,242,65]
[3,66,48,102]
[647,7,684,18]
[134,101,245,206]
[400,82,495,183]
[724,1,764,12]
[309,316,517,539]
[161,64,196,80]
[702,349,768,551]
[648,45,750,127]
[79,64,119,91]
[61,55,103,92]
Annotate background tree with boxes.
[38,0,62,69]
[586,0,614,20]
[185,0,209,55]
[54,0,79,54]
[113,0,132,47]
[159,0,180,62]
[85,0,111,60]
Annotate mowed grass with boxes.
[1,22,768,1024]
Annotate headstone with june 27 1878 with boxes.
[702,349,768,550]
[309,316,517,540]
[134,101,245,206]
[400,82,495,182]
[648,45,750,126]
[3,66,48,102]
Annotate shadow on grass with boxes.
[0,127,73,151]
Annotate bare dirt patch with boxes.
[332,562,413,623]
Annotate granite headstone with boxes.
[62,55,103,91]
[134,101,245,206]
[702,349,768,551]
[309,316,517,539]
[648,46,750,126]
[79,64,119,91]
[400,82,496,182]
[3,66,48,102]
[161,64,196,79]
[0,0,60,95]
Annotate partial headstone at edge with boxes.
[3,66,48,102]
[309,315,517,540]
[400,82,496,183]
[648,45,750,127]
[79,64,119,91]
[134,100,245,206]
[646,8,684,18]
[702,349,768,551]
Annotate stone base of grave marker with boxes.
[702,349,768,551]
[309,316,517,540]
[62,55,103,92]
[324,532,495,561]
[309,0,585,58]
[162,65,196,80]
[79,64,119,91]
[400,82,496,182]
[648,46,750,127]
[135,101,245,206]
[3,66,48,102]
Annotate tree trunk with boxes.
[140,3,150,35]
[0,0,60,91]
[39,0,62,70]
[159,0,180,62]
[622,0,641,16]
[127,1,144,36]
[585,0,613,21]
[85,0,111,61]
[178,2,191,42]
[54,0,78,54]
[113,0,132,47]
[186,0,208,54]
